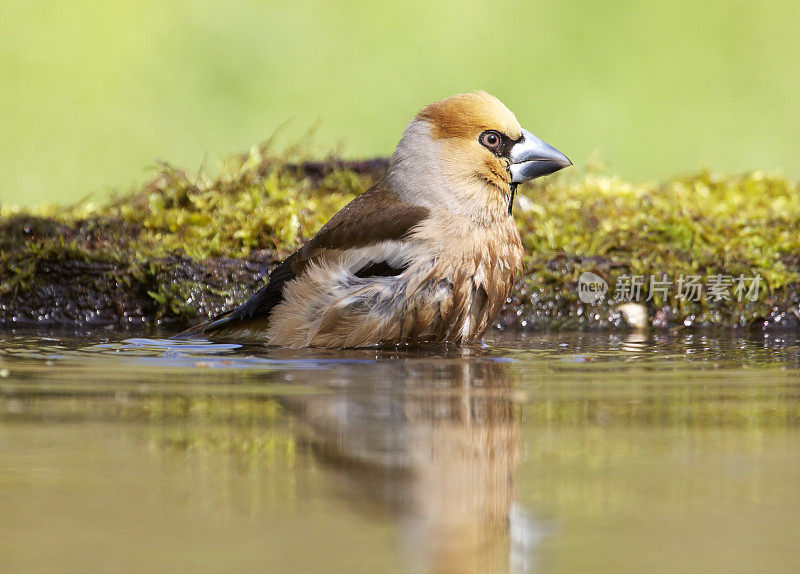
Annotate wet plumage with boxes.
[180,91,571,348]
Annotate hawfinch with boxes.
[186,91,570,348]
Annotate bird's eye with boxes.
[479,131,502,150]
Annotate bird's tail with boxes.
[169,309,235,340]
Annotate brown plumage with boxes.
[179,91,571,348]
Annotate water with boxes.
[1,331,799,573]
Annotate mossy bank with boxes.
[2,144,799,333]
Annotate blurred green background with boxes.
[2,0,799,206]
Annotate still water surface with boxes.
[1,331,799,573]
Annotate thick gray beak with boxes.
[509,128,572,183]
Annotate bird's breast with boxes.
[266,214,522,347]
[408,214,523,340]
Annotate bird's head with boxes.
[388,91,571,220]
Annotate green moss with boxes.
[1,143,799,330]
[508,170,800,330]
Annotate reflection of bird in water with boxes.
[275,351,538,573]
[180,91,570,348]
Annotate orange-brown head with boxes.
[417,91,523,143]
[388,91,570,222]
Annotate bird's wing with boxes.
[203,253,299,330]
[196,180,429,335]
[292,180,429,274]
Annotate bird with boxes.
[180,91,571,348]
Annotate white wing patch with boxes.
[341,241,416,277]
[265,240,437,347]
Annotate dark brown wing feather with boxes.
[204,254,298,330]
[182,179,429,337]
[292,180,429,274]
